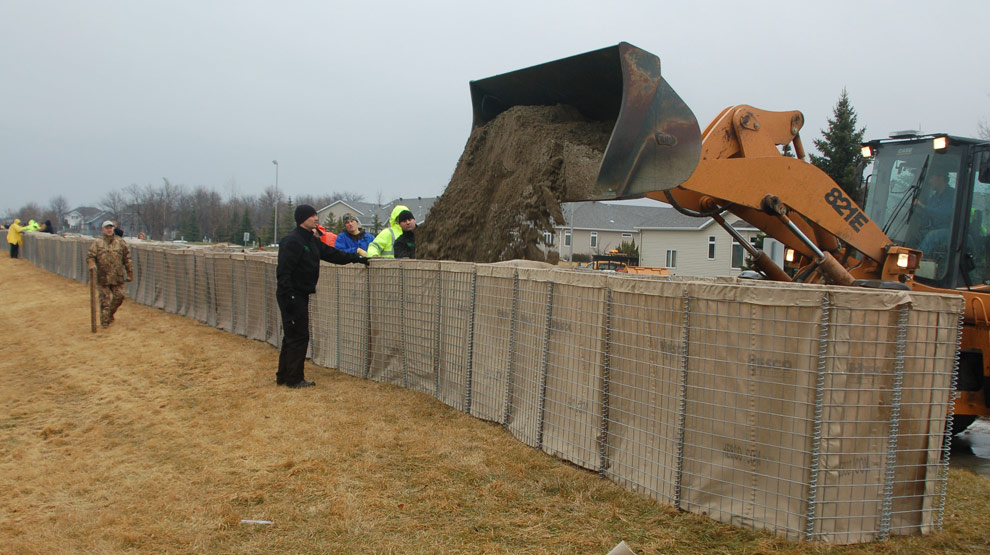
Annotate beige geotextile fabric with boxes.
[540,271,608,471]
[20,234,964,545]
[470,264,518,423]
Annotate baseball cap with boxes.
[102,220,115,228]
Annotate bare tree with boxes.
[99,190,126,225]
[190,186,224,241]
[125,179,184,240]
[337,191,365,204]
[15,202,43,223]
[979,118,990,140]
[47,195,69,231]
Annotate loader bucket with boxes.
[469,42,701,200]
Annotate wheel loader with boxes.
[469,42,990,432]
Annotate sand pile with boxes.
[417,104,613,263]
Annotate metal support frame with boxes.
[335,274,342,371]
[434,267,443,398]
[879,305,909,540]
[371,267,380,381]
[674,292,691,509]
[502,271,520,428]
[935,312,964,529]
[242,258,250,331]
[805,293,831,540]
[598,288,613,476]
[464,269,478,414]
[536,281,555,449]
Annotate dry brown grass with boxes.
[2,254,989,554]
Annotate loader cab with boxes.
[861,133,990,290]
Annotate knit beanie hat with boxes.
[396,209,414,222]
[294,204,317,225]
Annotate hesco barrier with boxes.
[23,233,963,544]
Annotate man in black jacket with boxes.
[276,204,368,388]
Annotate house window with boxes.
[543,232,553,246]
[731,236,757,269]
[666,249,677,268]
[708,236,716,260]
[564,231,571,247]
[621,233,633,239]
[590,232,598,249]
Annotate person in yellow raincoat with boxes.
[6,218,25,259]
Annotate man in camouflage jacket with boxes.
[87,221,134,328]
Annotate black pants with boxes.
[276,293,310,385]
[9,243,18,259]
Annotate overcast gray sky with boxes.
[2,0,988,215]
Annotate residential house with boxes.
[65,207,105,233]
[552,202,665,260]
[637,213,761,278]
[316,197,435,234]
[551,201,764,278]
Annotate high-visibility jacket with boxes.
[367,205,410,258]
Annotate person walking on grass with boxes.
[87,221,133,328]
[276,204,369,388]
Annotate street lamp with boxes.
[272,160,279,245]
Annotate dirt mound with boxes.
[417,105,613,262]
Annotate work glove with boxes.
[357,256,370,266]
[356,248,368,257]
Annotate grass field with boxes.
[2,254,989,553]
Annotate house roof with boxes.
[316,200,375,218]
[559,201,710,231]
[318,197,437,225]
[67,206,105,221]
[556,201,762,233]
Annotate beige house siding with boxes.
[640,216,760,278]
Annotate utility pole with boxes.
[272,160,279,245]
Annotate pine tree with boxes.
[236,208,253,245]
[810,88,866,204]
[280,197,295,239]
[616,239,639,258]
[322,213,340,233]
[179,211,200,242]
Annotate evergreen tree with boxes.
[616,239,639,258]
[781,143,796,158]
[280,197,296,239]
[322,213,340,233]
[179,210,201,242]
[225,211,240,243]
[371,213,383,234]
[810,88,866,204]
[236,207,253,245]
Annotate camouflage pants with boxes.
[98,283,127,327]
